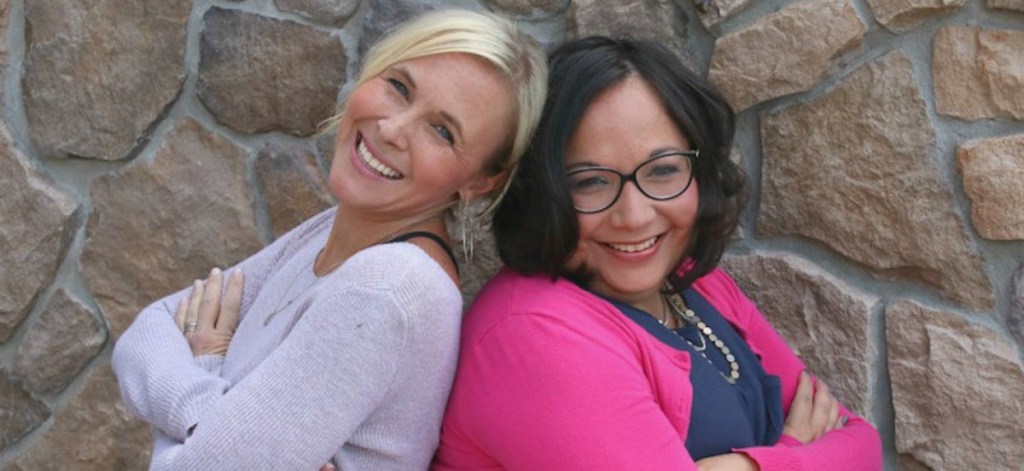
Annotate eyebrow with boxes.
[393,65,464,144]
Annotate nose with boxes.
[607,181,656,230]
[377,112,410,151]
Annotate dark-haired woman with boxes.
[433,37,881,470]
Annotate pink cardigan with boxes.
[434,268,881,470]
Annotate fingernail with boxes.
[211,267,220,276]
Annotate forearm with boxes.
[737,415,882,471]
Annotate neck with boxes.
[315,204,447,276]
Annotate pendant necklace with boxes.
[662,281,740,385]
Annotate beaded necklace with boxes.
[661,282,740,385]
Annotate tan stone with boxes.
[957,134,1024,240]
[13,289,107,394]
[81,119,264,336]
[760,51,994,310]
[0,371,50,453]
[446,199,503,306]
[988,0,1024,11]
[695,0,754,28]
[1011,262,1024,346]
[0,0,11,67]
[887,301,1024,470]
[934,26,1024,121]
[0,124,78,342]
[23,0,189,160]
[721,252,878,416]
[708,0,864,112]
[866,0,964,32]
[568,0,694,67]
[274,0,361,26]
[7,366,151,470]
[197,8,347,136]
[255,142,335,238]
[483,0,569,15]
[358,0,434,57]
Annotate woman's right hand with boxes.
[175,268,244,356]
[782,371,845,443]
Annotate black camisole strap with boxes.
[388,231,459,275]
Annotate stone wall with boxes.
[0,0,1021,469]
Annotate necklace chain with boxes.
[661,281,740,385]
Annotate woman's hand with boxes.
[695,453,758,470]
[175,268,244,356]
[783,371,845,444]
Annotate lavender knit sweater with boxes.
[113,207,463,470]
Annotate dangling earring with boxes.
[458,199,475,264]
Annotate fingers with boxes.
[826,396,842,431]
[175,297,188,332]
[197,268,223,331]
[789,371,813,422]
[217,270,244,332]
[810,380,836,440]
[185,279,204,335]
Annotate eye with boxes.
[387,77,409,99]
[434,124,454,145]
[568,172,613,193]
[644,163,681,179]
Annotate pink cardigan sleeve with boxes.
[694,269,883,471]
[437,311,700,470]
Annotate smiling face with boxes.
[329,53,514,221]
[565,77,699,313]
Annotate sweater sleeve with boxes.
[112,208,335,441]
[696,269,883,471]
[437,311,700,471]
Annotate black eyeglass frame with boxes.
[566,149,700,214]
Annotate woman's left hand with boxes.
[175,268,244,356]
[695,453,758,470]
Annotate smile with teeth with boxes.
[607,236,659,253]
[357,138,403,179]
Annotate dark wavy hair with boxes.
[493,36,747,290]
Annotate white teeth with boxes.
[608,236,658,253]
[357,139,402,179]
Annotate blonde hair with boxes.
[333,9,547,211]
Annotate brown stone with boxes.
[1011,262,1024,347]
[934,26,1024,121]
[957,134,1024,240]
[568,0,694,67]
[760,51,994,310]
[13,289,107,394]
[988,0,1024,11]
[80,118,264,336]
[0,371,50,453]
[358,0,434,58]
[865,0,965,32]
[255,142,335,238]
[482,0,570,15]
[274,0,361,27]
[197,8,347,136]
[7,366,151,470]
[887,301,1024,470]
[447,199,503,306]
[0,0,11,67]
[316,130,337,174]
[695,0,754,27]
[0,124,78,342]
[721,252,877,416]
[708,0,864,112]
[23,0,189,160]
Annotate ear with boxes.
[457,171,509,201]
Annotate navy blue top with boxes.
[603,288,783,460]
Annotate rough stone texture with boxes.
[0,125,78,342]
[274,0,361,27]
[255,142,335,238]
[708,0,864,112]
[0,372,50,454]
[760,51,994,310]
[866,0,965,32]
[12,289,107,395]
[483,0,569,15]
[359,0,434,57]
[197,8,347,136]
[1011,262,1024,347]
[0,0,10,66]
[887,301,1024,470]
[568,0,693,66]
[316,130,337,173]
[446,199,504,306]
[695,0,754,27]
[956,134,1024,240]
[6,366,151,470]
[80,118,264,336]
[988,0,1024,12]
[23,0,189,160]
[721,252,877,416]
[934,26,1024,121]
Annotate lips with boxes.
[356,135,403,180]
[606,235,659,253]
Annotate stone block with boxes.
[866,0,965,32]
[957,134,1024,240]
[275,0,361,26]
[934,26,1024,121]
[568,0,694,67]
[0,371,50,453]
[483,0,569,15]
[255,142,335,238]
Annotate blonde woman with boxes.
[113,9,546,470]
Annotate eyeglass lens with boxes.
[566,151,696,213]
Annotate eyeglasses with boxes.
[566,150,699,214]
